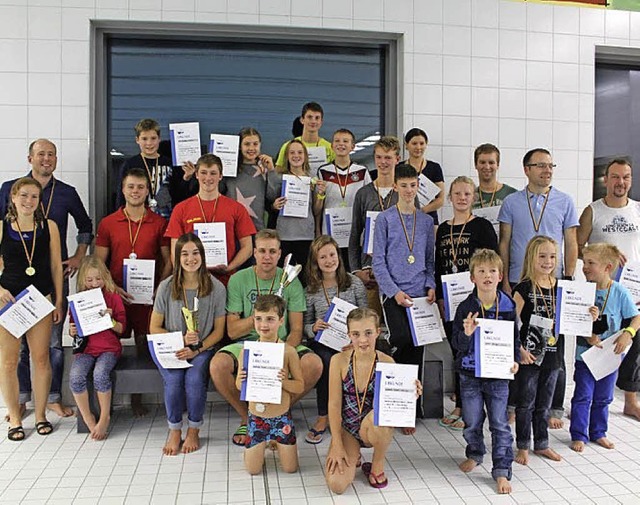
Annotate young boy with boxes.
[236,294,304,474]
[452,249,519,495]
[570,243,640,452]
[117,118,197,217]
[372,163,435,426]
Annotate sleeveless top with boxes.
[341,351,378,443]
[589,198,640,263]
[0,219,53,297]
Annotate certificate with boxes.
[417,174,441,207]
[307,146,327,173]
[169,122,201,166]
[324,206,352,248]
[209,133,240,177]
[441,272,474,321]
[279,174,311,218]
[240,341,285,405]
[193,222,228,267]
[406,297,445,346]
[0,285,55,339]
[474,318,515,380]
[363,211,381,255]
[123,259,155,305]
[373,362,418,428]
[555,280,596,337]
[582,330,632,381]
[617,261,640,305]
[68,288,113,337]
[473,205,501,236]
[315,296,357,352]
[148,331,192,369]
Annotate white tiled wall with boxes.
[0,0,639,226]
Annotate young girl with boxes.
[512,237,566,465]
[303,235,368,444]
[0,177,63,441]
[69,256,126,440]
[435,176,497,431]
[271,139,318,276]
[149,233,227,455]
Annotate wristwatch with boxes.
[188,340,204,352]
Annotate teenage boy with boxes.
[275,102,335,171]
[95,167,172,416]
[349,136,401,318]
[372,163,435,427]
[472,144,517,210]
[210,229,322,446]
[165,154,256,286]
[117,118,198,217]
[452,249,519,495]
[315,129,371,270]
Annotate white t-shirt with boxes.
[589,198,640,262]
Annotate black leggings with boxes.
[308,340,337,417]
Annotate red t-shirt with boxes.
[96,207,169,287]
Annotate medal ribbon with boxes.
[352,351,377,415]
[197,195,219,223]
[15,220,37,274]
[449,213,472,271]
[479,296,499,320]
[335,164,352,204]
[124,208,145,257]
[533,280,556,319]
[141,156,160,199]
[478,183,497,208]
[254,267,277,296]
[526,187,551,233]
[374,181,393,211]
[321,282,339,306]
[395,204,417,260]
[40,178,56,219]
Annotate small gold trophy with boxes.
[276,254,303,297]
[181,296,199,333]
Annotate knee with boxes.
[30,352,51,370]
[303,354,323,379]
[69,373,87,394]
[326,474,350,495]
[93,371,112,393]
[280,459,298,473]
[1,353,19,373]
[210,355,234,383]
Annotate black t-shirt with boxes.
[514,279,564,370]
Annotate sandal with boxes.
[305,427,326,444]
[232,424,247,446]
[450,418,465,431]
[8,426,25,441]
[35,421,53,436]
[438,413,461,428]
[362,462,388,489]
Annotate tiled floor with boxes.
[2,387,640,505]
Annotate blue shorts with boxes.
[246,411,297,449]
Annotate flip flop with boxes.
[438,413,461,428]
[362,462,388,488]
[35,421,53,436]
[450,418,465,431]
[8,426,25,441]
[304,427,326,444]
[232,424,247,446]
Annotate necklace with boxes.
[598,280,613,315]
[321,280,339,305]
[352,351,377,415]
[254,267,277,296]
[533,279,556,319]
[448,213,472,273]
[395,204,417,264]
[196,195,219,223]
[123,208,145,259]
[479,295,499,320]
[15,219,37,276]
[335,163,352,207]
[141,156,160,207]
[40,178,56,218]
[374,181,393,211]
[525,186,551,233]
[478,183,498,208]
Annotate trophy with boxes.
[276,254,302,297]
[181,296,199,332]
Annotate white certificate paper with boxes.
[193,222,228,267]
[406,297,445,346]
[209,133,240,177]
[148,331,192,369]
[315,297,357,352]
[240,341,285,405]
[307,146,327,173]
[417,174,441,207]
[442,272,474,321]
[582,330,632,381]
[474,318,515,380]
[169,122,201,166]
[617,261,640,305]
[324,206,352,248]
[280,174,311,218]
[555,280,596,337]
[123,259,155,305]
[473,205,501,236]
[363,210,381,255]
[373,362,418,428]
[68,288,113,337]
[0,285,55,338]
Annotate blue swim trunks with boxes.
[246,411,297,448]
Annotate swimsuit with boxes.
[246,411,296,448]
[341,351,378,447]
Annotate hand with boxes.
[237,369,247,381]
[175,347,197,361]
[184,330,199,346]
[63,255,83,278]
[325,445,350,475]
[614,330,633,354]
[69,322,77,337]
[116,286,134,305]
[52,306,63,324]
[0,287,15,307]
[340,342,354,352]
[99,308,113,317]
[273,197,287,211]
[463,312,479,336]
[394,290,413,307]
[277,368,287,381]
[520,348,536,365]
[355,269,376,289]
[182,161,196,180]
[589,306,600,321]
[257,154,274,173]
[415,379,423,398]
[315,180,327,195]
[501,281,512,296]
[210,264,228,273]
[587,334,603,348]
[313,319,330,333]
[426,288,435,304]
[510,362,519,374]
[619,252,628,267]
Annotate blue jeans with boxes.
[69,352,119,394]
[515,365,560,450]
[570,360,616,442]
[151,348,213,430]
[18,279,68,404]
[460,374,513,481]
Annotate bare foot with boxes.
[47,403,74,417]
[163,429,182,456]
[4,403,26,423]
[131,395,148,418]
[548,417,564,429]
[182,428,200,454]
[623,404,640,421]
[595,437,615,449]
[570,440,585,452]
[459,458,478,473]
[91,416,110,441]
[496,476,512,494]
[515,449,529,465]
[508,411,515,425]
[401,427,416,435]
[81,412,98,434]
[534,447,562,461]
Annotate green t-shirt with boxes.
[275,136,335,168]
[226,266,306,341]
[472,183,518,209]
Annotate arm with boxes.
[424,216,436,303]
[303,292,317,341]
[512,290,534,364]
[170,237,177,266]
[348,190,365,272]
[109,292,127,336]
[563,227,578,278]
[235,349,246,391]
[325,353,350,474]
[576,205,593,260]
[371,214,400,299]
[226,312,254,340]
[281,348,304,395]
[498,221,512,294]
[420,181,445,214]
[48,220,64,324]
[149,310,166,334]
[200,314,226,351]
[312,179,326,218]
[159,245,172,280]
[64,188,93,275]
[225,235,253,272]
[284,311,303,347]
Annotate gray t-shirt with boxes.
[153,275,227,340]
[272,172,316,241]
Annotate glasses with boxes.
[526,163,556,169]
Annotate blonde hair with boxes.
[469,248,503,276]
[520,236,558,282]
[346,307,380,331]
[448,176,476,198]
[76,255,117,293]
[278,139,311,176]
[6,178,46,226]
[583,243,621,271]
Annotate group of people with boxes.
[0,100,639,496]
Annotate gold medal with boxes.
[407,255,415,264]
[15,219,37,279]
[129,252,137,260]
[396,204,417,266]
[25,266,35,276]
